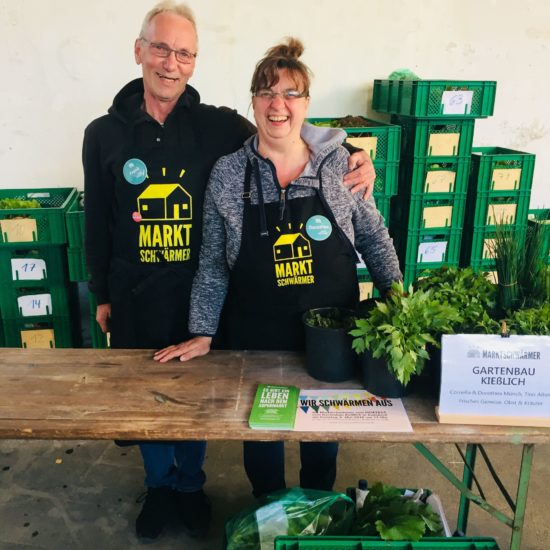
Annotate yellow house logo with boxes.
[273,233,312,262]
[137,184,192,221]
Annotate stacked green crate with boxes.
[0,187,79,348]
[307,116,401,300]
[372,79,496,286]
[528,209,550,264]
[461,147,536,280]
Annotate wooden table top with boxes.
[1,348,549,444]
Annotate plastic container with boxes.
[1,314,76,348]
[0,187,78,245]
[67,247,87,282]
[405,193,467,232]
[470,190,531,229]
[470,147,535,194]
[302,307,357,382]
[403,260,460,288]
[373,79,496,118]
[361,350,406,397]
[275,536,500,549]
[399,156,471,195]
[0,244,69,286]
[0,283,76,319]
[307,117,401,162]
[394,116,475,159]
[372,161,399,196]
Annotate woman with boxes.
[155,38,402,496]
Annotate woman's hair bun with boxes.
[265,37,304,60]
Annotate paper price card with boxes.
[11,258,47,281]
[428,133,460,156]
[21,328,55,349]
[17,293,52,316]
[417,241,447,263]
[487,203,516,225]
[438,334,550,427]
[423,205,453,228]
[441,90,473,115]
[491,168,522,191]
[346,137,378,160]
[425,170,456,193]
[0,218,37,243]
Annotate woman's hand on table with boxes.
[344,150,375,199]
[153,336,213,363]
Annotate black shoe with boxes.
[135,486,175,540]
[176,489,212,538]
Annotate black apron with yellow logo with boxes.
[108,116,213,349]
[221,159,359,352]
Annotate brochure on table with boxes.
[249,384,412,432]
[438,334,550,427]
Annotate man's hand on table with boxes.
[153,336,212,363]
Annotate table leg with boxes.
[456,443,478,535]
[510,444,534,550]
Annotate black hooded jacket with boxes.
[83,79,254,304]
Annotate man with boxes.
[83,0,373,541]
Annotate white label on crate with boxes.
[346,136,378,160]
[423,205,453,228]
[17,293,52,316]
[11,258,47,281]
[417,241,447,263]
[21,328,55,349]
[26,193,50,198]
[425,170,456,193]
[0,218,37,243]
[492,168,522,191]
[487,203,517,225]
[428,133,460,156]
[441,90,473,115]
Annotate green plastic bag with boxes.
[224,487,354,550]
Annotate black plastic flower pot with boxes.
[408,345,441,398]
[302,307,358,383]
[360,350,407,398]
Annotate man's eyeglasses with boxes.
[141,37,197,64]
[254,89,308,101]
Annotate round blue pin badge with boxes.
[306,215,332,241]
[123,158,147,185]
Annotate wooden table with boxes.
[1,348,548,548]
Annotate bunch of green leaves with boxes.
[415,266,500,334]
[350,282,461,385]
[0,198,41,210]
[505,302,550,335]
[304,308,356,330]
[352,483,443,541]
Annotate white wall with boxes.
[0,0,548,206]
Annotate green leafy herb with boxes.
[0,198,41,210]
[305,308,356,330]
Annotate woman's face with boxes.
[252,69,310,146]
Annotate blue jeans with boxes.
[139,441,206,492]
[243,441,339,497]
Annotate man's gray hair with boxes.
[139,0,197,38]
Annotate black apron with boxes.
[221,159,359,352]
[108,116,211,349]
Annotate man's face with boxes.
[134,12,197,105]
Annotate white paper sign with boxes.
[438,334,550,426]
[441,90,473,115]
[17,293,52,316]
[11,258,47,281]
[417,241,447,263]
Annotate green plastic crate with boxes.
[0,244,69,286]
[307,117,401,162]
[373,79,496,118]
[460,224,527,266]
[399,157,471,196]
[528,216,550,264]
[356,267,381,300]
[88,292,109,348]
[468,190,531,229]
[394,228,463,270]
[373,161,399,196]
[404,260,461,288]
[405,193,467,232]
[528,208,550,221]
[0,283,75,319]
[394,116,475,159]
[275,536,499,549]
[1,314,75,348]
[65,192,84,248]
[470,147,535,194]
[0,188,78,245]
[67,247,87,282]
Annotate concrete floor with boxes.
[1,440,549,549]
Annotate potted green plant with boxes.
[350,282,460,397]
[302,307,358,382]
